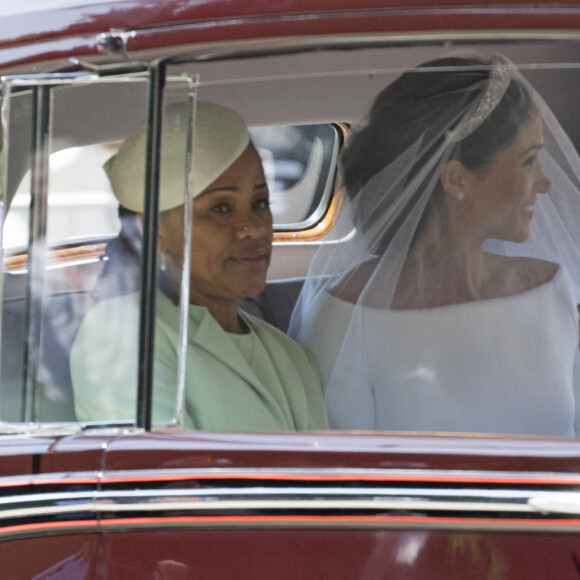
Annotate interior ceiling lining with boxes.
[7,36,580,198]
[176,39,580,126]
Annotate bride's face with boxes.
[461,104,550,243]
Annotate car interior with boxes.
[2,35,580,426]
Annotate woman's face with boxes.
[159,144,273,306]
[461,104,550,243]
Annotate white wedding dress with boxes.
[299,267,580,436]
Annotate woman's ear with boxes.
[440,160,468,201]
[156,205,185,257]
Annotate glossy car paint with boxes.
[0,534,99,580]
[4,432,580,576]
[102,530,580,579]
[3,1,580,71]
[3,1,580,577]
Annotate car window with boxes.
[4,143,121,251]
[2,39,580,438]
[251,124,339,229]
[167,43,580,437]
[0,75,151,424]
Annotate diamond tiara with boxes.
[446,54,511,143]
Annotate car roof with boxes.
[3,0,580,49]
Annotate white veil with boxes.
[289,53,580,436]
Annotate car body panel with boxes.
[2,0,580,44]
[4,432,580,575]
[102,430,580,473]
[3,2,580,71]
[0,533,100,580]
[101,529,580,579]
[0,433,110,476]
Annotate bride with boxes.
[290,54,580,436]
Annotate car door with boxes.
[0,65,199,577]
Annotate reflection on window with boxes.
[4,123,339,250]
[4,143,121,250]
[250,124,338,227]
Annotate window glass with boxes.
[150,84,197,429]
[3,123,339,249]
[4,143,121,250]
[175,42,580,437]
[250,124,339,228]
[0,76,150,423]
[3,40,580,440]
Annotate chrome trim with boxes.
[175,84,197,429]
[192,61,580,91]
[3,466,580,488]
[273,127,340,232]
[0,84,8,423]
[97,30,135,57]
[98,466,580,483]
[529,494,580,515]
[0,421,140,436]
[96,519,580,534]
[0,492,96,520]
[161,31,580,66]
[92,487,539,514]
[2,485,580,522]
[23,84,52,422]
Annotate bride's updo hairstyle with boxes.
[341,56,532,250]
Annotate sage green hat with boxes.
[104,101,250,212]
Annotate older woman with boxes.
[71,101,326,431]
[291,54,580,436]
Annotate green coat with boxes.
[71,291,327,431]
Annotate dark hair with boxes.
[94,205,142,300]
[94,205,184,303]
[342,55,532,204]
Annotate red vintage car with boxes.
[2,1,580,578]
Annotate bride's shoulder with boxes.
[329,258,379,304]
[486,254,559,289]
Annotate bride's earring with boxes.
[456,191,465,201]
[160,252,167,272]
